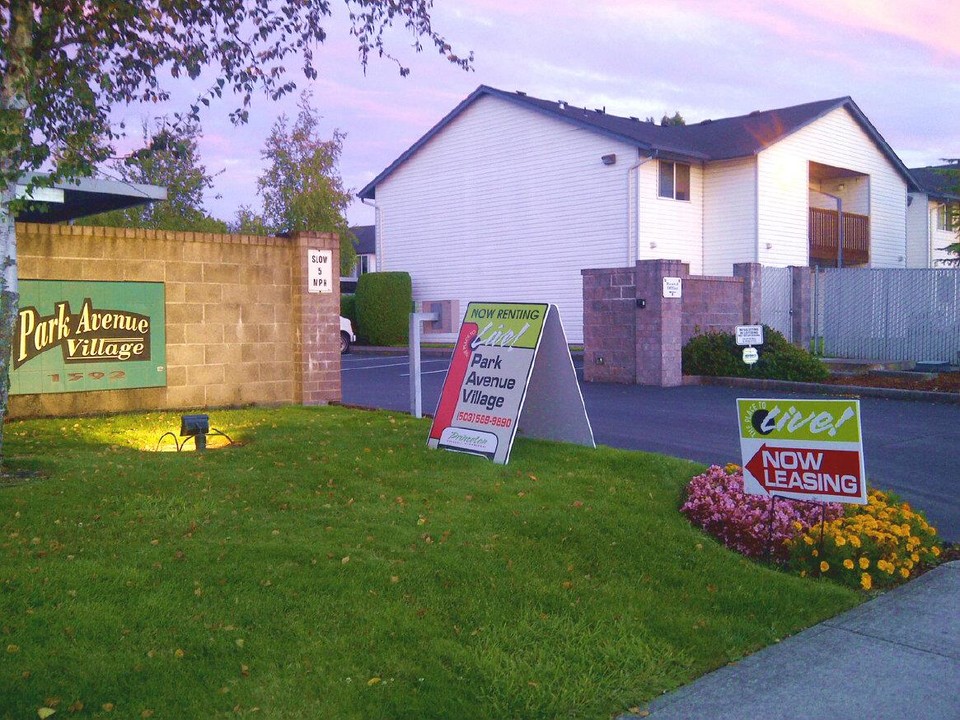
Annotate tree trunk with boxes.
[1,0,33,465]
[0,194,17,464]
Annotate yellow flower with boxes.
[820,561,830,573]
[860,573,872,591]
[803,535,814,546]
[932,546,941,557]
[911,553,920,563]
[834,535,846,547]
[843,559,854,570]
[848,535,861,548]
[900,568,910,579]
[812,549,819,557]
[859,557,870,570]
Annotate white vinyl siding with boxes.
[375,95,636,343]
[637,160,704,273]
[915,198,960,267]
[756,106,908,268]
[905,194,931,267]
[702,157,757,275]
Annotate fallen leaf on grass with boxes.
[367,677,381,686]
[37,709,56,719]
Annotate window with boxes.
[658,160,690,201]
[937,202,958,232]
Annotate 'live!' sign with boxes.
[737,398,867,505]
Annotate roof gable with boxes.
[359,86,916,199]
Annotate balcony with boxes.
[809,207,869,267]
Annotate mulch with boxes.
[823,372,960,393]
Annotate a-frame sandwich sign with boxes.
[427,302,594,464]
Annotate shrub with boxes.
[682,325,829,382]
[354,271,412,346]
[340,293,358,333]
[680,465,843,562]
[787,489,942,591]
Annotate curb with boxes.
[686,375,960,405]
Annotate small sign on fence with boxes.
[735,325,764,346]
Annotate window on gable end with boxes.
[658,160,691,201]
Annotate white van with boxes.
[340,316,356,354]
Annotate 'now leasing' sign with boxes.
[737,398,866,504]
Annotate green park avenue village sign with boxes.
[737,398,866,505]
[428,302,594,464]
[10,280,166,395]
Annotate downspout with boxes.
[628,151,653,266]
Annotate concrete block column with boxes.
[733,262,763,325]
[635,259,685,387]
[292,231,341,405]
[581,267,637,384]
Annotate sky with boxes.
[111,0,960,227]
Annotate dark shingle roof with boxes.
[349,225,376,255]
[909,165,960,201]
[359,86,916,200]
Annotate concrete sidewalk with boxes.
[624,561,960,720]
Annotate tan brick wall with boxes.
[9,223,340,419]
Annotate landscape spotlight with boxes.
[180,414,210,451]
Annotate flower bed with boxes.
[787,489,942,590]
[682,465,943,590]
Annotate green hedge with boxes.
[354,272,412,346]
[682,325,829,382]
[340,294,358,331]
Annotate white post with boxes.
[409,310,440,418]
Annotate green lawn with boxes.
[0,407,859,719]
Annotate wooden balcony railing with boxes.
[809,207,869,266]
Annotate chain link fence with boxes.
[761,266,793,341]
[812,268,960,363]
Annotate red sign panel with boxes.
[744,444,864,500]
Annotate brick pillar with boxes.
[635,259,685,387]
[292,232,341,405]
[733,262,762,325]
[790,265,811,349]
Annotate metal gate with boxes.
[761,267,793,341]
[812,267,960,362]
